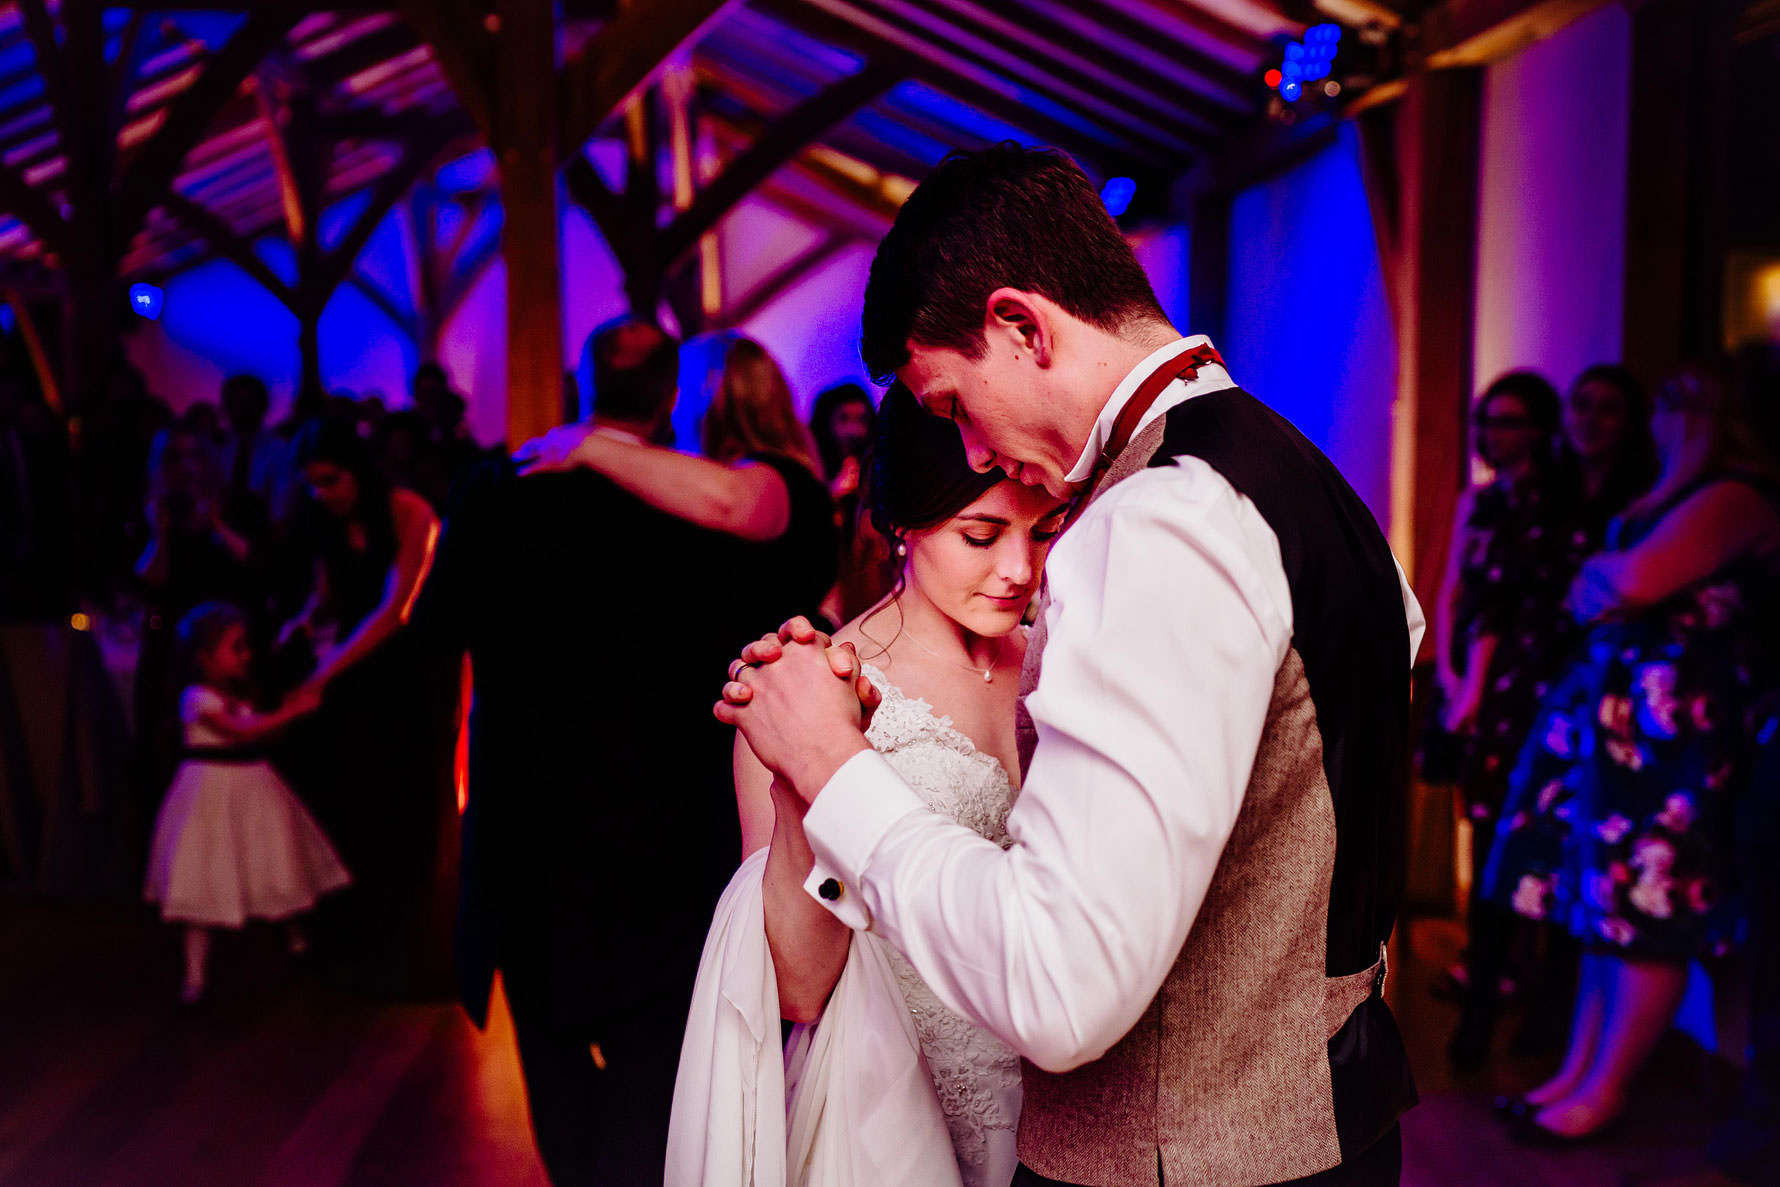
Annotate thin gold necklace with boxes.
[901,625,1005,683]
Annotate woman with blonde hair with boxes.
[520,330,836,629]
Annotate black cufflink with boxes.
[818,878,843,901]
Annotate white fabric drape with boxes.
[666,849,964,1187]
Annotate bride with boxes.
[669,385,1069,1187]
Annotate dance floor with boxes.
[0,896,1737,1187]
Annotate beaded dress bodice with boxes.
[860,662,1022,1186]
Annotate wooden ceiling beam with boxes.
[986,0,1257,109]
[759,0,1156,175]
[114,10,297,246]
[902,0,1245,135]
[659,56,904,262]
[841,0,1207,155]
[0,162,71,258]
[712,230,854,329]
[557,0,739,153]
[314,128,455,301]
[158,189,299,307]
[1416,0,1618,68]
[348,272,419,338]
[397,0,494,137]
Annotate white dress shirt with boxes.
[800,337,1426,1074]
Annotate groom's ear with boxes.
[986,289,1053,369]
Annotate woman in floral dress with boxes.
[1483,364,1780,1143]
[1435,372,1585,1066]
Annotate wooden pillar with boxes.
[1383,68,1482,628]
[494,0,564,447]
[1621,0,1737,386]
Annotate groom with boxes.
[719,145,1424,1187]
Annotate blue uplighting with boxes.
[128,283,164,321]
[1100,176,1137,218]
[1274,24,1342,101]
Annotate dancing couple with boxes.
[656,144,1427,1187]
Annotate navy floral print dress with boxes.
[1483,474,1780,959]
[1449,475,1592,823]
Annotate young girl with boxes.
[144,602,351,1003]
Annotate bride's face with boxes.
[904,483,1071,638]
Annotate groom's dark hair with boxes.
[860,143,1166,382]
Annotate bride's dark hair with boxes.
[856,383,1007,659]
[864,383,1003,540]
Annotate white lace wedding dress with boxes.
[860,662,1023,1187]
[665,663,1023,1187]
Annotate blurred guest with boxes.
[218,374,295,534]
[414,320,753,1185]
[1434,372,1580,1067]
[410,363,483,509]
[1484,363,1780,1143]
[519,333,836,632]
[810,382,876,501]
[1562,363,1657,542]
[134,418,252,796]
[811,382,896,623]
[75,358,170,604]
[0,375,72,621]
[357,393,388,441]
[280,418,457,997]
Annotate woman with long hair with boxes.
[1485,362,1780,1142]
[670,384,1072,1186]
[278,418,458,996]
[519,333,836,629]
[1433,372,1590,1066]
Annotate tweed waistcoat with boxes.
[1013,390,1417,1187]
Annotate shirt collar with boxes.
[1064,334,1235,484]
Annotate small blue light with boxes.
[1280,79,1302,101]
[1100,175,1138,217]
[128,282,164,320]
[1282,61,1304,82]
[1285,43,1304,61]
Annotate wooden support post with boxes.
[1362,68,1482,632]
[1621,0,1738,386]
[494,0,565,446]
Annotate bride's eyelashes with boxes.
[963,531,999,549]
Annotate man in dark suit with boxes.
[411,321,745,1185]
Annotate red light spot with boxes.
[1264,68,1282,88]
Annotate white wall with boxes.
[1472,1,1632,397]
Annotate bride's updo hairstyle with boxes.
[864,382,1003,545]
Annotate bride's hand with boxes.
[513,422,597,475]
[722,617,883,726]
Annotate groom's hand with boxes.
[715,620,875,801]
[720,617,881,721]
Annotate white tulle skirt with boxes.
[145,760,351,928]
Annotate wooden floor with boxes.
[0,898,1744,1186]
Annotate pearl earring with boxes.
[896,541,908,558]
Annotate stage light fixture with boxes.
[1100,176,1137,218]
[128,282,164,321]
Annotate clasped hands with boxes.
[716,617,881,804]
